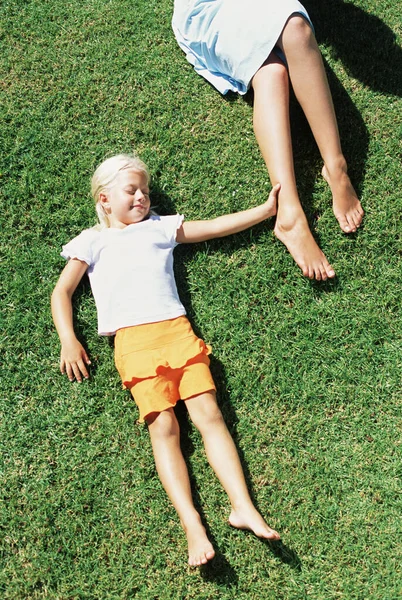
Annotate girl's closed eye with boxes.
[126,187,149,197]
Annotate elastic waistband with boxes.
[115,316,193,354]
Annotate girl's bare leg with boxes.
[278,15,364,232]
[185,391,280,540]
[252,57,335,280]
[147,408,215,566]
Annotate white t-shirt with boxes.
[61,214,186,336]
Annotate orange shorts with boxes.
[114,316,216,423]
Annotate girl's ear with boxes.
[99,192,110,211]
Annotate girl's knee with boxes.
[147,408,178,438]
[188,395,225,430]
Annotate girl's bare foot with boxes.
[229,506,280,540]
[322,164,364,233]
[274,210,335,280]
[183,519,215,567]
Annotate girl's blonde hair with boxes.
[91,154,151,229]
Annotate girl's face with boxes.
[100,169,150,228]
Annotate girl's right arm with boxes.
[176,183,280,244]
[51,258,91,382]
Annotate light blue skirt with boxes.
[172,0,313,95]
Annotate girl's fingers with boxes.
[77,359,89,380]
[65,363,74,382]
[72,363,82,382]
[64,361,86,382]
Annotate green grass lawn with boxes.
[1,0,401,598]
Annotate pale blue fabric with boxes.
[172,0,313,95]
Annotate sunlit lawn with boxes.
[1,0,401,597]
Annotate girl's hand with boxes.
[264,183,280,218]
[60,339,91,382]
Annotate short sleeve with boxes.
[61,228,98,266]
[158,214,184,246]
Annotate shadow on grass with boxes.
[304,0,402,98]
[209,355,302,573]
[71,275,95,348]
[199,554,239,586]
[198,539,301,586]
[69,274,117,379]
[265,539,302,571]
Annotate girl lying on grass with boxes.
[51,153,280,566]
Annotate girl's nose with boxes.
[135,190,146,202]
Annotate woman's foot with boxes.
[274,210,335,280]
[229,505,280,540]
[183,519,215,567]
[322,164,364,233]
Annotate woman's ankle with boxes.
[323,156,348,177]
[275,204,308,230]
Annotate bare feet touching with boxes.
[228,506,280,541]
[322,164,364,233]
[184,518,215,567]
[274,208,336,281]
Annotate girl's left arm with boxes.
[176,184,280,243]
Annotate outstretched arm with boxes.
[176,184,280,244]
[51,258,91,382]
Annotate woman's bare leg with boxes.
[278,15,364,232]
[147,408,215,566]
[185,391,280,540]
[252,57,336,280]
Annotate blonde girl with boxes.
[52,154,281,566]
